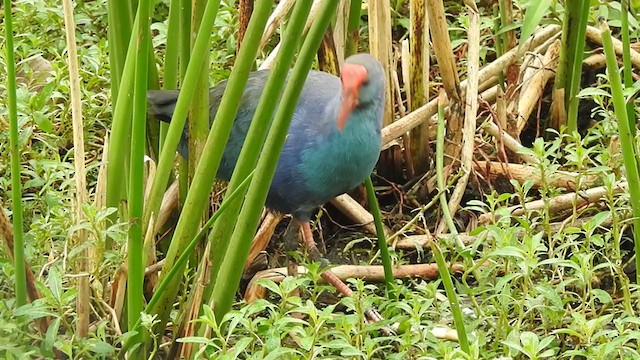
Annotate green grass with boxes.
[2,0,640,358]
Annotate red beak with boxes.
[337,64,368,131]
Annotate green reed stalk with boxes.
[4,0,27,307]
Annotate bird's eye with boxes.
[362,79,370,87]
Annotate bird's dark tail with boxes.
[147,90,180,123]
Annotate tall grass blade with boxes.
[434,87,469,353]
[518,0,552,49]
[179,0,191,79]
[600,19,640,283]
[120,172,254,354]
[365,177,395,299]
[566,1,590,132]
[188,0,211,176]
[621,0,636,136]
[127,0,152,344]
[205,0,314,300]
[4,0,27,307]
[106,0,133,104]
[105,9,142,234]
[430,241,470,354]
[159,0,181,150]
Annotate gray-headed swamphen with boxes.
[148,53,385,307]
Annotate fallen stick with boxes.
[478,182,627,224]
[473,160,599,190]
[330,194,392,236]
[245,263,465,301]
[483,121,537,164]
[260,0,324,70]
[586,25,640,69]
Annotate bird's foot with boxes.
[298,220,391,330]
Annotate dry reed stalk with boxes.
[427,0,463,167]
[155,180,180,233]
[436,2,480,234]
[143,215,159,298]
[368,0,400,177]
[260,0,323,70]
[381,25,560,146]
[259,0,296,51]
[583,53,606,69]
[427,0,460,101]
[496,86,508,130]
[318,28,340,74]
[393,66,416,178]
[110,267,127,321]
[62,0,89,336]
[93,133,109,275]
[516,40,561,134]
[333,0,349,65]
[409,0,430,174]
[394,233,476,250]
[244,212,285,271]
[501,0,519,86]
[550,87,566,130]
[178,242,211,359]
[483,120,538,164]
[237,0,254,49]
[367,0,394,127]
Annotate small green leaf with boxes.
[519,0,553,48]
[177,336,211,344]
[90,340,115,356]
[32,112,53,133]
[48,268,62,302]
[44,317,61,354]
[490,246,526,259]
[255,279,283,298]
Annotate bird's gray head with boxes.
[337,54,385,131]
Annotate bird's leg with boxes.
[299,221,353,296]
[298,221,385,325]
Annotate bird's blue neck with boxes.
[299,96,383,198]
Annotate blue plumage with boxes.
[148,54,385,220]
